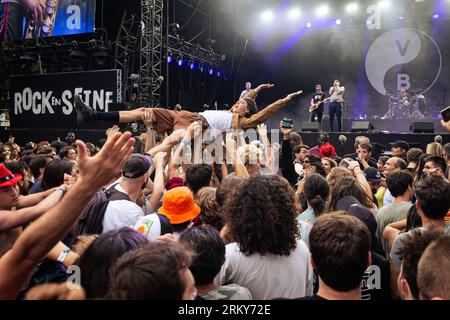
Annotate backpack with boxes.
[75,184,130,236]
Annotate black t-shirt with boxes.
[312,92,327,107]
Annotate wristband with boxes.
[181,140,190,146]
[57,249,70,264]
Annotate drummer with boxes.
[399,87,411,106]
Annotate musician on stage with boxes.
[329,80,345,132]
[240,82,252,98]
[310,84,327,127]
[398,87,411,107]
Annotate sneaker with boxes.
[74,95,96,126]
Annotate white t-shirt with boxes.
[199,110,233,140]
[102,184,144,233]
[134,214,162,241]
[215,240,313,300]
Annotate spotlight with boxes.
[288,8,301,20]
[261,10,274,23]
[169,23,181,38]
[167,55,173,64]
[345,3,358,13]
[315,5,329,17]
[433,13,440,19]
[209,67,214,76]
[378,1,391,9]
[306,22,312,28]
[177,57,184,67]
[336,19,342,25]
[216,70,222,77]
[398,16,405,21]
[189,61,195,70]
[199,63,205,73]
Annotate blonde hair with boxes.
[426,142,444,157]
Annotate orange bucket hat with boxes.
[158,186,201,224]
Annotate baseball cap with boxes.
[336,196,377,236]
[121,153,153,179]
[390,141,410,151]
[158,186,201,225]
[363,167,382,182]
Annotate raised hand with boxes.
[282,90,303,103]
[279,121,293,137]
[142,109,154,128]
[106,125,120,138]
[75,131,135,190]
[257,123,268,137]
[256,83,275,92]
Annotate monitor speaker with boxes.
[410,122,434,133]
[301,122,320,132]
[351,121,374,132]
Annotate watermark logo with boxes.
[365,28,442,96]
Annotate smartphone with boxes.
[442,106,450,122]
[282,118,293,129]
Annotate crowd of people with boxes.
[1,88,450,301]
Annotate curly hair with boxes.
[195,187,223,231]
[395,228,443,300]
[223,175,299,256]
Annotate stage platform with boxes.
[1,129,448,159]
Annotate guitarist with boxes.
[310,84,328,128]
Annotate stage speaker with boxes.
[410,122,434,133]
[301,122,320,132]
[351,121,374,132]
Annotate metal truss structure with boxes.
[139,0,164,106]
[114,13,141,102]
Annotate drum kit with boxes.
[382,90,426,120]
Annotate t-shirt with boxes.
[329,86,345,103]
[240,89,251,98]
[361,252,391,301]
[29,179,43,194]
[198,110,233,140]
[102,184,145,232]
[311,92,327,110]
[297,207,316,226]
[376,201,412,256]
[296,218,312,249]
[134,214,163,241]
[216,240,313,300]
[382,189,395,207]
[390,225,450,268]
[198,284,253,300]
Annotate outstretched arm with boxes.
[0,132,135,300]
[237,90,303,130]
[0,185,68,231]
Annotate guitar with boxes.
[309,98,330,113]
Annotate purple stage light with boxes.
[178,58,184,67]
[167,56,173,63]
[433,13,440,19]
